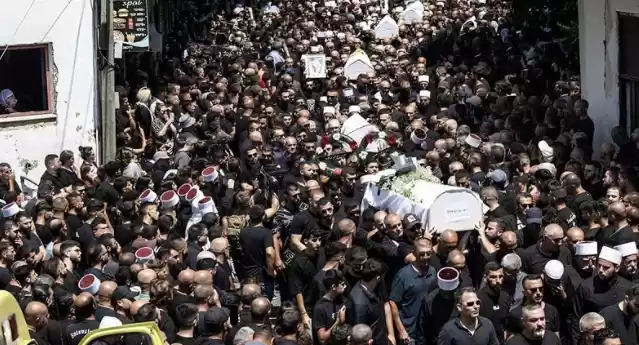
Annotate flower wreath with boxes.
[357,130,399,162]
[314,133,359,158]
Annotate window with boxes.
[618,12,639,132]
[0,43,54,117]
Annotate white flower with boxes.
[332,133,341,141]
[378,166,441,202]
[377,131,387,139]
[358,151,368,160]
[315,147,324,155]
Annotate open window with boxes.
[0,43,54,118]
[78,322,165,345]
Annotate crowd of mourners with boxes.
[1,0,639,345]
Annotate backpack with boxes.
[227,214,248,237]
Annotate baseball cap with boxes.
[403,213,422,230]
[525,207,543,224]
[113,286,139,301]
[488,169,508,187]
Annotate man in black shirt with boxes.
[312,269,347,345]
[506,304,561,345]
[174,303,199,345]
[239,205,275,299]
[478,262,511,343]
[39,154,71,194]
[65,292,100,345]
[438,287,500,345]
[346,258,389,345]
[288,230,322,328]
[599,283,639,345]
[194,307,230,345]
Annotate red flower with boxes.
[364,134,374,145]
[388,136,397,146]
[321,136,330,147]
[349,141,358,151]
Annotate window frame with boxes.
[617,12,639,135]
[0,42,54,119]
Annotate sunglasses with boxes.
[465,300,481,307]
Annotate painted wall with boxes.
[0,0,98,186]
[579,0,639,154]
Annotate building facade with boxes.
[0,0,98,187]
[579,0,639,152]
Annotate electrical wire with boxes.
[40,0,74,43]
[0,0,37,63]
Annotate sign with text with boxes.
[113,0,150,52]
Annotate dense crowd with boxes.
[0,1,638,345]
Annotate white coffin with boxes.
[374,15,399,39]
[344,50,374,80]
[362,180,483,232]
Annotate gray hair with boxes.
[234,327,255,345]
[351,324,373,345]
[579,313,605,332]
[501,253,522,271]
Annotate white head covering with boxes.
[599,246,623,265]
[543,260,564,280]
[575,241,598,256]
[614,242,638,257]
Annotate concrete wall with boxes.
[0,0,98,184]
[579,0,639,153]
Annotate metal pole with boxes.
[101,0,117,163]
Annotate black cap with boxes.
[403,213,422,230]
[113,286,138,301]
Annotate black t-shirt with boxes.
[239,226,274,277]
[66,214,85,240]
[40,171,69,193]
[505,332,561,345]
[312,297,340,345]
[93,182,120,207]
[65,319,100,345]
[566,192,593,218]
[556,207,577,229]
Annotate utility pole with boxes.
[100,0,117,163]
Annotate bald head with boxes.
[566,227,584,244]
[25,301,48,318]
[211,238,228,254]
[447,249,466,266]
[374,211,387,226]
[384,214,402,227]
[609,202,627,218]
[351,324,373,344]
[178,269,195,285]
[499,231,518,249]
[98,281,118,301]
[137,269,158,285]
[250,297,271,319]
[75,292,95,318]
[338,218,356,236]
[440,230,459,244]
[193,284,214,303]
[25,301,48,328]
[194,270,213,285]
[543,224,564,238]
[628,206,639,225]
